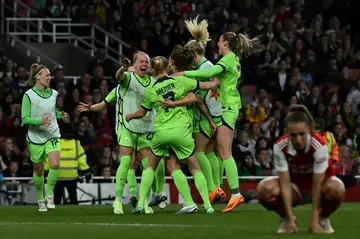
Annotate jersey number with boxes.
[162,91,175,112]
[50,139,59,148]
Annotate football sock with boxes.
[115,155,131,200]
[193,171,212,209]
[197,152,215,192]
[127,169,137,197]
[223,157,240,195]
[171,169,195,206]
[206,152,220,188]
[138,168,155,207]
[33,172,44,200]
[46,168,59,197]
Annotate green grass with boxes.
[1,203,359,239]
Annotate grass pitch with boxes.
[1,203,359,239]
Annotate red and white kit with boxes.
[273,133,335,197]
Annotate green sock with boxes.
[138,168,155,206]
[193,172,212,209]
[171,169,195,206]
[197,152,215,192]
[127,169,137,197]
[223,157,240,194]
[46,168,59,197]
[33,172,44,200]
[141,158,152,197]
[207,152,220,188]
[218,156,224,187]
[116,155,131,198]
[155,159,165,194]
[141,157,148,170]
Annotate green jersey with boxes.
[21,87,62,144]
[185,52,242,109]
[115,72,155,133]
[141,76,199,130]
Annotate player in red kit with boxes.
[256,104,345,234]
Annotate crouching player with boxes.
[256,104,345,234]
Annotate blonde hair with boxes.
[151,56,169,76]
[133,51,150,63]
[184,16,210,56]
[222,32,261,58]
[27,63,47,86]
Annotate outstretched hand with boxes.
[77,102,91,112]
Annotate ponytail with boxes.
[222,32,261,58]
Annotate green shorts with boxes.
[219,108,238,130]
[28,138,61,164]
[197,116,222,138]
[118,125,152,151]
[151,126,195,160]
[193,120,200,134]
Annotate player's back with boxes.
[146,76,196,130]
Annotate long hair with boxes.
[184,16,211,56]
[222,32,261,58]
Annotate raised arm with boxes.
[115,58,131,82]
[21,94,42,126]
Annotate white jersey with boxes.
[119,72,154,133]
[25,88,60,144]
[195,59,222,120]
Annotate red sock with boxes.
[258,196,287,218]
[319,194,343,218]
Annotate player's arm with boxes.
[78,87,116,112]
[183,65,224,78]
[196,96,216,129]
[21,93,42,126]
[161,92,197,109]
[310,145,329,231]
[274,146,295,223]
[180,77,220,93]
[127,88,152,121]
[115,58,131,82]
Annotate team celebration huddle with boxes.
[21,16,345,234]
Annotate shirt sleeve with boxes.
[55,110,62,119]
[179,76,199,92]
[273,144,289,172]
[21,93,42,126]
[313,145,329,174]
[120,72,131,87]
[104,87,117,104]
[141,88,153,111]
[184,65,223,78]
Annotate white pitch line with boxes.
[0,222,212,228]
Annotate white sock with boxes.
[231,193,240,197]
[116,197,122,201]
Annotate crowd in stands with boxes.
[1,0,360,182]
